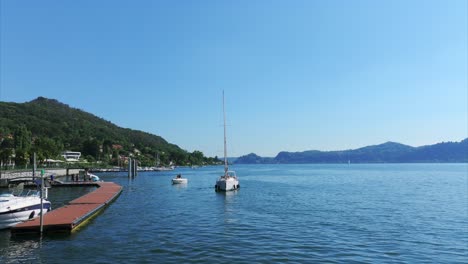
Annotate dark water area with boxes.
[0,164,467,263]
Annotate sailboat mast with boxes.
[223,91,228,175]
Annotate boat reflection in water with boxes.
[0,236,41,263]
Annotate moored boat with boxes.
[215,91,240,192]
[88,173,102,182]
[0,184,51,229]
[215,170,239,191]
[154,166,175,171]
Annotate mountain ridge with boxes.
[235,139,468,164]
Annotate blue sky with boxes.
[1,0,467,157]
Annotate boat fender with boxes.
[237,185,240,189]
[29,211,35,219]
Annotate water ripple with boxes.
[1,164,467,263]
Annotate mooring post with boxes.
[33,153,36,181]
[128,158,132,178]
[135,159,138,177]
[40,168,44,234]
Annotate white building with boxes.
[61,151,81,162]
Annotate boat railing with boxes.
[10,189,40,197]
[226,171,237,178]
[25,190,40,197]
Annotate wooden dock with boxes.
[11,182,122,236]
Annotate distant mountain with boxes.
[232,153,274,164]
[235,139,468,164]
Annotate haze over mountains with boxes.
[235,140,468,164]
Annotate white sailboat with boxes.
[215,91,239,192]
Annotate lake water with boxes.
[0,164,466,263]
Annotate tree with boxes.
[13,125,32,166]
[169,150,187,165]
[189,150,205,165]
[82,138,101,161]
[31,137,60,161]
[0,138,14,169]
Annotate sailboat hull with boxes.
[215,177,239,192]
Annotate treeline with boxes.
[0,97,220,168]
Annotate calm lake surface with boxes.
[0,164,467,263]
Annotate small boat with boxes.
[0,183,52,229]
[215,91,239,192]
[89,173,102,182]
[155,166,175,172]
[172,174,187,184]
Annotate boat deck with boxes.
[11,182,122,236]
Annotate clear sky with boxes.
[1,0,467,157]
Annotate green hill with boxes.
[0,97,217,167]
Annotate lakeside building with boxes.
[61,151,81,162]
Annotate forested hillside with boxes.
[0,97,218,167]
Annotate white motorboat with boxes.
[0,184,52,229]
[172,174,187,184]
[215,91,239,192]
[88,173,102,182]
